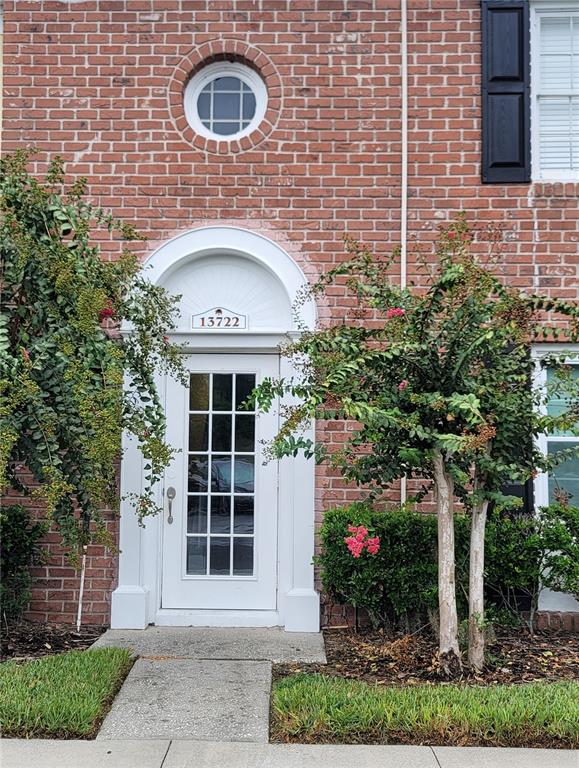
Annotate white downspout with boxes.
[400,0,409,505]
[400,0,409,292]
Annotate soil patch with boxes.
[274,626,579,685]
[1,620,105,662]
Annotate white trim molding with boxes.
[183,62,268,142]
[531,344,579,613]
[111,226,320,632]
[530,3,579,182]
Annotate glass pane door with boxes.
[186,372,256,577]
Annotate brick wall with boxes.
[3,0,577,625]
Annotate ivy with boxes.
[0,150,186,554]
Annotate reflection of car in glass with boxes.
[212,457,254,493]
[188,457,254,493]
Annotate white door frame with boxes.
[111,227,320,631]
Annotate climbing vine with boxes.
[0,150,186,554]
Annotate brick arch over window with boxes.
[168,40,283,155]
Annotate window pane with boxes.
[235,374,256,410]
[213,92,240,120]
[213,76,242,91]
[213,374,233,411]
[210,537,230,575]
[212,414,232,452]
[189,414,209,452]
[210,495,231,534]
[234,456,254,493]
[233,538,253,576]
[187,496,208,534]
[540,130,572,171]
[211,122,241,136]
[541,55,572,90]
[187,537,207,575]
[234,496,254,534]
[188,457,208,492]
[547,365,579,435]
[242,91,256,120]
[541,17,572,54]
[197,92,211,120]
[548,442,579,505]
[189,374,209,411]
[234,415,255,452]
[211,455,231,492]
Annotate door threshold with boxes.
[155,608,281,627]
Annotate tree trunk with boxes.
[468,498,489,672]
[432,449,461,677]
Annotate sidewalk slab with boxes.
[93,626,326,663]
[0,739,170,768]
[433,746,579,768]
[163,741,439,768]
[97,658,271,741]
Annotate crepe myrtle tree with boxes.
[0,150,186,556]
[254,217,579,676]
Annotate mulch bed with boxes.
[1,620,106,662]
[274,626,579,685]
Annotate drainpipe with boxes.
[400,0,409,505]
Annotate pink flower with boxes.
[21,348,30,361]
[344,537,365,558]
[398,379,409,391]
[344,525,380,558]
[386,307,405,319]
[366,536,381,555]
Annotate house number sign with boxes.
[192,307,247,330]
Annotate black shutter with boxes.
[481,1,531,183]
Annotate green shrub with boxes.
[318,504,470,629]
[318,503,579,630]
[485,503,579,629]
[0,505,46,620]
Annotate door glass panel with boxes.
[212,414,232,451]
[234,456,254,493]
[189,414,209,452]
[187,537,207,575]
[235,415,255,452]
[210,496,231,533]
[211,455,232,492]
[188,457,208,492]
[233,538,253,576]
[187,496,208,534]
[213,374,233,411]
[189,374,209,411]
[235,374,256,410]
[234,496,254,534]
[210,538,230,575]
[185,372,257,577]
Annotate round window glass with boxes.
[184,62,267,141]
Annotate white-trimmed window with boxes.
[534,346,579,507]
[532,4,579,180]
[184,62,267,141]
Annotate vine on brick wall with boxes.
[0,150,186,557]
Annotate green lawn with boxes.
[272,673,579,748]
[0,647,133,738]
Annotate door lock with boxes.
[166,486,176,525]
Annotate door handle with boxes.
[166,486,176,525]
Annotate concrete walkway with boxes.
[3,740,577,768]
[92,626,327,663]
[98,659,272,741]
[94,627,325,742]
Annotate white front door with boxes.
[161,354,279,611]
